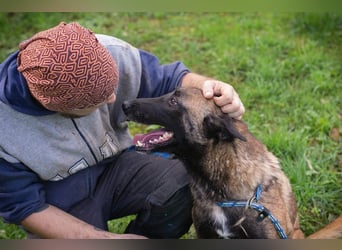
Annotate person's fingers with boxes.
[212,85,235,107]
[202,80,215,98]
[202,79,245,119]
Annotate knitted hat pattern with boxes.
[17,22,118,112]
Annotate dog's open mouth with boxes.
[133,128,174,151]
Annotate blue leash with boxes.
[216,185,288,239]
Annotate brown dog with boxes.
[122,87,341,239]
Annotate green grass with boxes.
[0,12,341,239]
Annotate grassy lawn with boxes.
[0,12,341,239]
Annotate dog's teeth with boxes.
[150,139,158,144]
[165,132,173,138]
[136,130,173,148]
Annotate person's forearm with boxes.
[21,204,146,239]
[181,72,211,89]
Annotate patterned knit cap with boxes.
[17,22,118,112]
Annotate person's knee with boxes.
[125,185,193,238]
[158,185,193,237]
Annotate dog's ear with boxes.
[203,114,246,142]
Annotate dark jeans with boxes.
[43,150,193,238]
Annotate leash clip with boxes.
[257,208,271,222]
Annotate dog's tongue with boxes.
[133,128,173,151]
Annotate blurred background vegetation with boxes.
[0,12,341,239]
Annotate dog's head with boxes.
[122,87,245,153]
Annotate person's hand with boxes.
[202,80,245,120]
[181,73,245,119]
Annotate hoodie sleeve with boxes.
[0,159,47,225]
[137,49,190,98]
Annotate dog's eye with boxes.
[168,96,178,106]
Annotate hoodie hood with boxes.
[0,51,54,116]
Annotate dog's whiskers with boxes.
[233,216,249,237]
[239,224,249,237]
[233,216,246,227]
